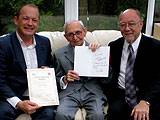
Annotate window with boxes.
[38,0,64,32]
[153,0,160,39]
[154,0,160,22]
[79,0,148,32]
[0,0,154,35]
[0,0,64,35]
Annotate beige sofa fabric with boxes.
[38,30,122,53]
[153,23,160,40]
[91,30,122,45]
[16,114,31,120]
[16,30,122,120]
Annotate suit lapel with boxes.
[134,35,146,69]
[35,36,44,68]
[64,41,89,64]
[64,44,74,64]
[11,33,27,72]
[115,38,124,66]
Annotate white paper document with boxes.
[27,68,59,106]
[74,46,110,77]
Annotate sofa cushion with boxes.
[37,30,122,55]
[16,114,31,120]
[38,31,68,55]
[91,30,122,45]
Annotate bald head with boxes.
[119,9,142,22]
[118,8,143,43]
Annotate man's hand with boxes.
[89,43,101,52]
[16,100,40,114]
[131,100,150,120]
[63,70,80,84]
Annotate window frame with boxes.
[65,0,155,36]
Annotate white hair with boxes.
[63,20,85,33]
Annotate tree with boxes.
[0,0,44,34]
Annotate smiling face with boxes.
[14,4,39,40]
[119,9,143,44]
[64,20,87,46]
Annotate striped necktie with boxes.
[125,44,137,108]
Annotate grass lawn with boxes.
[3,15,119,34]
[39,15,119,32]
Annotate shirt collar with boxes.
[72,41,86,48]
[82,41,86,46]
[16,31,36,47]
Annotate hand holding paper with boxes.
[74,46,110,77]
[27,68,59,106]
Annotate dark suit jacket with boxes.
[53,42,110,100]
[108,34,160,105]
[0,32,52,100]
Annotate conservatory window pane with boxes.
[79,0,148,31]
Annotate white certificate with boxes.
[74,46,110,77]
[27,68,59,106]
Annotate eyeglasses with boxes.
[65,30,82,38]
[119,21,140,29]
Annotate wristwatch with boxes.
[145,101,150,106]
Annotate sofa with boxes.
[15,30,122,120]
[153,23,160,40]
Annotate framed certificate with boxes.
[27,68,59,106]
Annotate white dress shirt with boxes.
[118,33,142,89]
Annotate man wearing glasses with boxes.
[53,20,111,120]
[107,8,160,120]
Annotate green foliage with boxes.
[38,15,64,32]
[0,0,44,34]
[38,0,64,15]
[4,15,118,33]
[116,0,147,16]
[80,15,118,31]
[155,0,160,20]
[0,0,64,34]
[0,15,65,35]
[0,0,43,16]
[0,0,157,34]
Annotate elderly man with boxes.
[53,20,111,120]
[107,8,160,120]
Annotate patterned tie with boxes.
[125,44,137,108]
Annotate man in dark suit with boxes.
[107,8,160,120]
[53,20,111,120]
[0,4,56,120]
